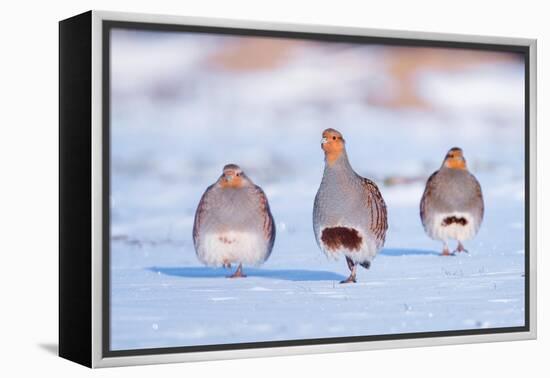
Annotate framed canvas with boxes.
[59,10,537,368]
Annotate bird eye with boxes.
[236,172,241,177]
[332,136,336,140]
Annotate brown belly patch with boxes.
[442,216,468,226]
[321,227,362,252]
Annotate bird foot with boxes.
[340,276,357,284]
[227,272,247,278]
[454,244,469,254]
[227,265,246,278]
[440,248,455,256]
[452,249,468,254]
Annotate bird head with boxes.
[321,128,346,165]
[219,164,249,188]
[442,147,467,170]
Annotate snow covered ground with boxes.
[109,29,526,350]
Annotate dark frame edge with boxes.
[100,17,533,361]
[59,10,93,368]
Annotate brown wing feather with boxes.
[420,170,438,226]
[474,176,484,222]
[361,178,388,248]
[192,184,214,246]
[253,185,276,255]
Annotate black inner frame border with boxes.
[102,19,531,358]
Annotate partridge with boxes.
[420,147,484,255]
[193,164,276,277]
[313,129,388,283]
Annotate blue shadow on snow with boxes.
[380,248,440,257]
[148,266,347,282]
[148,249,438,281]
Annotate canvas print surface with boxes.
[108,26,526,351]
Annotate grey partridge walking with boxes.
[420,147,484,256]
[313,129,388,283]
[193,164,276,277]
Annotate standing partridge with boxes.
[313,129,388,283]
[420,147,484,256]
[193,164,276,277]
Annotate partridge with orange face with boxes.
[193,164,276,278]
[313,129,388,283]
[420,148,484,256]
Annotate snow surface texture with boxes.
[109,30,526,350]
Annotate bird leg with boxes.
[454,241,469,254]
[345,256,355,271]
[227,263,246,278]
[441,242,453,256]
[340,257,357,284]
[222,260,232,269]
[360,261,371,270]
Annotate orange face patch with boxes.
[444,159,466,169]
[443,148,467,170]
[321,129,345,165]
[219,174,244,188]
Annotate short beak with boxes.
[224,175,233,182]
[321,137,328,144]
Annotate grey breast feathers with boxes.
[313,173,388,251]
[193,184,276,257]
[420,168,484,224]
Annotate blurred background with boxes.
[110,28,525,245]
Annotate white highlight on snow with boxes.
[489,299,518,303]
[210,297,237,302]
[250,286,271,291]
